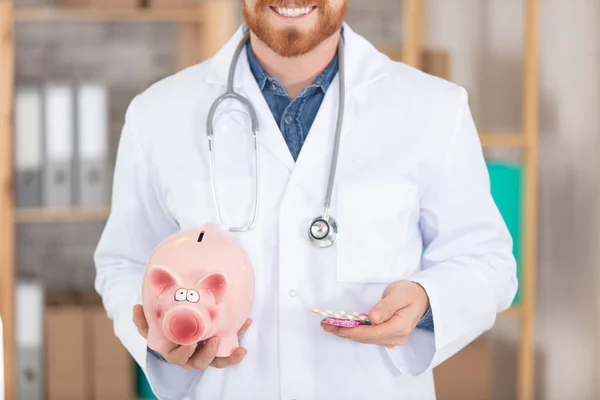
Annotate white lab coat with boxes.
[94,22,518,400]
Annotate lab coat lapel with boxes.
[238,58,296,171]
[292,23,389,183]
[205,25,295,172]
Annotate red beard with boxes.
[242,0,347,58]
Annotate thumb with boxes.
[133,304,149,337]
[369,294,401,325]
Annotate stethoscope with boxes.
[206,30,345,249]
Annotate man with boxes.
[94,0,518,399]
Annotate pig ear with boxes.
[199,273,228,304]
[148,265,179,295]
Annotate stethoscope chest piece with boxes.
[308,215,338,248]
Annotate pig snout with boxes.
[163,309,207,345]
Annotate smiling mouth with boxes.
[269,5,317,18]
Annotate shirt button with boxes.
[288,290,298,297]
[284,116,293,124]
[271,81,278,89]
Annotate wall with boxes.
[535,2,599,399]
[421,1,600,399]
[13,0,600,398]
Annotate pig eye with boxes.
[186,289,200,303]
[175,288,187,301]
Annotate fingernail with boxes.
[371,311,381,322]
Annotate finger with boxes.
[322,323,390,344]
[132,305,149,338]
[322,314,406,344]
[188,337,221,370]
[237,318,252,338]
[165,344,197,367]
[210,347,248,369]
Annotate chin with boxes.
[243,1,347,58]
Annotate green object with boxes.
[136,363,158,399]
[486,161,523,306]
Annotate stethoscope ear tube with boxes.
[207,32,260,232]
[309,31,345,248]
[206,30,345,248]
[206,31,259,139]
[206,92,259,140]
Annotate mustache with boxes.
[254,0,325,8]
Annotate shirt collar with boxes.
[246,28,343,95]
[246,40,270,91]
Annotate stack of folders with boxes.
[14,81,110,210]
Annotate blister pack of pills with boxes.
[312,308,372,327]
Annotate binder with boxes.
[14,85,43,208]
[45,303,88,400]
[75,82,109,208]
[43,82,75,208]
[91,306,136,400]
[15,280,44,400]
[487,161,523,306]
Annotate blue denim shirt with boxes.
[246,40,338,161]
[246,41,434,332]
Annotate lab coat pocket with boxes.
[336,182,418,283]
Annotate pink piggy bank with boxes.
[142,225,255,358]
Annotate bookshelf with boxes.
[400,1,539,400]
[0,1,238,398]
[0,1,538,399]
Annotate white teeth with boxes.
[275,7,312,17]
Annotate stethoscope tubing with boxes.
[206,29,345,247]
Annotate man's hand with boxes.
[322,280,430,348]
[133,304,251,370]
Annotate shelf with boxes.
[15,207,110,223]
[480,132,526,148]
[14,7,204,22]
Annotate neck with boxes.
[249,30,341,98]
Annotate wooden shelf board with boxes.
[14,7,204,22]
[480,132,526,148]
[15,207,110,223]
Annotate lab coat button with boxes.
[288,290,298,297]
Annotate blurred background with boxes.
[0,0,596,399]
